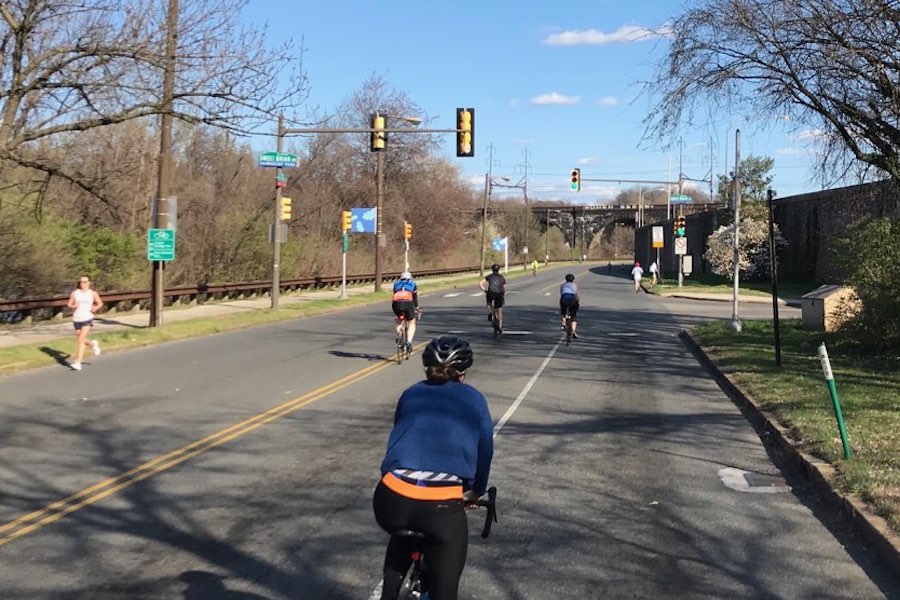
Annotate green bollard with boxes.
[817,342,852,459]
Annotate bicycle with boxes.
[563,307,574,346]
[395,310,421,364]
[489,300,502,337]
[391,486,498,600]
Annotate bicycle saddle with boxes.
[391,529,426,541]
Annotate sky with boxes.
[243,1,826,204]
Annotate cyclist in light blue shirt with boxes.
[559,273,580,338]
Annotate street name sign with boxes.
[147,228,175,261]
[257,151,298,168]
[670,194,692,204]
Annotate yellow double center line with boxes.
[0,349,416,547]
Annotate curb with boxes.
[679,329,900,576]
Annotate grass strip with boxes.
[692,319,900,535]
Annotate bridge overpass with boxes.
[485,202,722,249]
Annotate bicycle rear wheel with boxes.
[565,315,572,345]
[396,321,406,364]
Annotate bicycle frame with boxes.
[390,487,498,600]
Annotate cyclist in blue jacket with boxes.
[374,336,494,600]
[391,272,419,351]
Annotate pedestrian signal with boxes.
[279,197,292,221]
[456,108,474,157]
[341,210,352,233]
[370,113,386,152]
[404,221,412,239]
[570,168,581,192]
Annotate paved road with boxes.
[1,266,897,598]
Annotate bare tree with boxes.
[643,0,900,182]
[0,0,308,195]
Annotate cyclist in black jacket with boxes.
[478,264,506,333]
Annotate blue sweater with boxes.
[380,380,494,496]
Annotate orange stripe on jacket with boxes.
[381,472,463,501]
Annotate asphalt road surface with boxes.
[1,266,898,599]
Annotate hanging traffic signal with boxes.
[341,210,352,233]
[404,221,412,239]
[570,168,581,191]
[370,113,386,152]
[456,108,474,157]
[676,215,686,237]
[279,197,292,221]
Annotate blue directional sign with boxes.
[147,228,175,261]
[350,208,376,233]
[491,237,507,251]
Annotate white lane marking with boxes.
[496,330,531,335]
[607,332,640,336]
[470,292,483,297]
[493,341,560,438]
[368,580,382,600]
[444,292,463,297]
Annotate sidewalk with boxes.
[0,285,376,349]
[650,289,801,306]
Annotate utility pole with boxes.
[730,129,743,332]
[272,114,285,309]
[149,0,178,328]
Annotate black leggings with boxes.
[373,482,468,600]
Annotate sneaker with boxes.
[561,325,566,331]
[572,332,579,339]
[406,342,413,353]
[487,313,493,322]
[70,362,82,371]
[91,340,101,356]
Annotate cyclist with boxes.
[530,258,539,276]
[373,336,494,600]
[559,273,580,339]
[479,263,506,333]
[391,272,419,352]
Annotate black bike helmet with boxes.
[491,263,500,273]
[422,336,474,371]
[565,273,575,282]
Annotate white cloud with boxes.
[578,157,601,165]
[530,92,580,106]
[795,129,826,141]
[596,96,619,106]
[542,24,671,46]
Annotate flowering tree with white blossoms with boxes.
[703,217,787,281]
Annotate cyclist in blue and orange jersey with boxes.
[478,263,506,332]
[559,273,580,338]
[392,272,419,351]
[374,336,494,600]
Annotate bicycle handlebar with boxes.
[472,486,498,539]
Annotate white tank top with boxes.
[72,289,95,322]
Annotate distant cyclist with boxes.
[479,263,506,333]
[392,272,419,351]
[559,273,580,339]
[373,336,494,600]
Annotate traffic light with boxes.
[279,196,292,221]
[570,168,581,192]
[370,113,386,152]
[341,210,352,233]
[676,215,686,237]
[404,221,412,239]
[456,108,474,157]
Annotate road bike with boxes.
[395,310,421,364]
[489,300,502,337]
[391,486,498,600]
[563,307,574,345]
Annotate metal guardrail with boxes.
[0,266,480,324]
